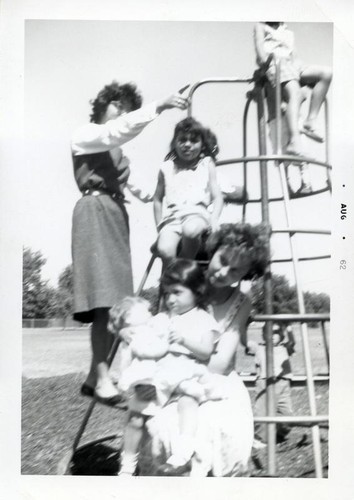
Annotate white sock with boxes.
[119,452,139,476]
[167,436,194,466]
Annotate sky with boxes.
[24,21,333,293]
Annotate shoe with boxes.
[94,390,127,408]
[252,438,267,450]
[80,383,95,398]
[156,461,191,476]
[296,183,313,196]
[300,125,324,143]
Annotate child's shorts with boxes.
[158,205,211,236]
[266,56,302,86]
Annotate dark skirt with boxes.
[72,194,134,323]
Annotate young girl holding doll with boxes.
[109,259,222,476]
[153,117,224,265]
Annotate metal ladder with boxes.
[184,57,330,477]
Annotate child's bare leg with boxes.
[178,379,206,401]
[283,80,303,155]
[300,66,332,131]
[180,217,209,259]
[166,395,199,466]
[119,412,145,475]
[156,230,180,266]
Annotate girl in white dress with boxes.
[254,22,332,156]
[154,117,224,265]
[114,259,221,476]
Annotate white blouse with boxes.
[71,102,159,156]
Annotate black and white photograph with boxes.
[1,1,354,499]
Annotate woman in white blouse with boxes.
[71,81,188,404]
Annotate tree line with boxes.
[23,248,73,319]
[22,247,330,320]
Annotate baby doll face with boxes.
[123,303,152,327]
[175,132,203,165]
[207,246,253,288]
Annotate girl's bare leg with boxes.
[300,65,332,131]
[157,230,181,267]
[180,217,209,259]
[283,80,303,155]
[119,413,145,475]
[167,396,198,466]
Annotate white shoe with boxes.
[252,438,267,450]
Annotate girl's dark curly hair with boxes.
[165,117,219,161]
[160,258,208,309]
[90,81,143,123]
[206,223,269,280]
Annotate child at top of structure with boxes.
[153,117,224,265]
[110,259,227,476]
[246,322,296,446]
[254,22,332,155]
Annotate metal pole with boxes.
[256,81,276,476]
[321,321,330,372]
[136,254,157,296]
[324,99,331,190]
[242,97,252,222]
[273,54,323,477]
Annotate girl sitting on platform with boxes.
[110,259,222,476]
[254,22,332,156]
[153,117,224,266]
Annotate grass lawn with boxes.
[21,325,329,477]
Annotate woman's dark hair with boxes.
[90,81,142,123]
[160,258,207,309]
[206,223,269,280]
[165,117,219,161]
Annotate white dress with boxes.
[255,23,301,86]
[138,291,254,477]
[158,157,214,232]
[120,309,220,414]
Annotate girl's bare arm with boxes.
[254,23,268,66]
[170,328,215,361]
[208,296,252,374]
[153,170,165,227]
[208,160,224,230]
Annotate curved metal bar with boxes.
[271,254,330,263]
[216,155,332,169]
[187,77,253,116]
[254,416,328,424]
[272,228,330,235]
[253,313,330,322]
[244,185,331,203]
